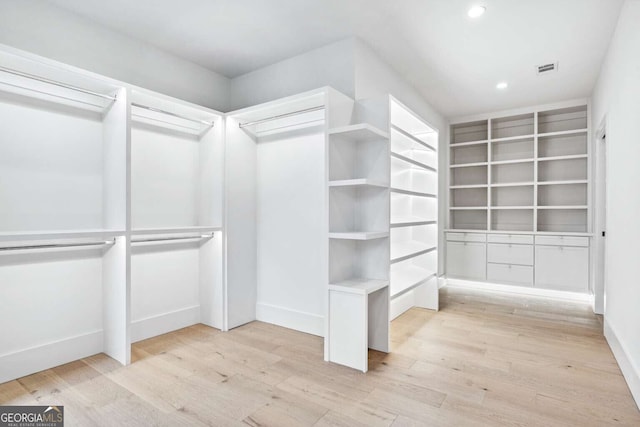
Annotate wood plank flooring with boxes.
[1,286,638,426]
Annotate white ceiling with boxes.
[45,0,624,117]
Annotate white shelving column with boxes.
[389,98,439,318]
[326,95,391,372]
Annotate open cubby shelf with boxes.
[450,103,590,233]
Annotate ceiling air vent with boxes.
[537,62,558,75]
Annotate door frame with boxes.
[593,115,607,315]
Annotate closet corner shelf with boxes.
[491,158,535,166]
[329,231,389,241]
[328,124,389,142]
[130,226,222,236]
[329,278,389,295]
[391,152,437,172]
[328,179,389,188]
[491,182,535,188]
[537,206,588,210]
[390,217,437,228]
[0,229,126,242]
[538,154,588,162]
[449,140,489,147]
[490,134,535,143]
[391,124,437,151]
[537,180,588,186]
[391,242,437,264]
[450,162,488,169]
[391,266,437,299]
[390,188,437,198]
[538,128,588,138]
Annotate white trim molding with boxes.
[256,302,324,337]
[604,319,640,410]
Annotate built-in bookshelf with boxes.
[449,103,589,233]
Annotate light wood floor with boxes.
[1,287,638,426]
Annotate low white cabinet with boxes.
[446,238,487,281]
[446,232,590,294]
[534,236,589,292]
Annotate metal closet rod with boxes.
[238,105,325,128]
[132,103,214,127]
[132,233,214,244]
[0,65,117,101]
[0,239,116,252]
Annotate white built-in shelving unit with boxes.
[447,101,591,295]
[0,47,224,384]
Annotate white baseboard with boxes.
[256,302,323,337]
[131,305,200,343]
[604,319,640,410]
[0,330,103,384]
[445,278,594,304]
[390,291,415,320]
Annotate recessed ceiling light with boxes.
[496,82,508,90]
[468,5,486,18]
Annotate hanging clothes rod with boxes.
[131,102,215,127]
[0,65,117,101]
[238,105,325,128]
[132,233,214,244]
[0,239,116,252]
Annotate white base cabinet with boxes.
[446,239,487,281]
[447,232,590,294]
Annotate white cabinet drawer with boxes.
[535,245,589,292]
[488,263,533,286]
[535,235,589,247]
[487,243,534,266]
[487,234,533,245]
[446,241,486,281]
[447,232,487,243]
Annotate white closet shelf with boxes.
[449,140,489,147]
[328,124,389,141]
[538,128,588,138]
[491,206,534,210]
[444,229,593,237]
[450,162,488,168]
[450,184,489,189]
[0,229,126,242]
[490,134,535,143]
[329,231,389,240]
[538,154,588,162]
[491,182,535,188]
[390,217,437,228]
[391,242,437,264]
[328,179,389,188]
[391,124,436,151]
[390,188,437,198]
[537,180,588,186]
[131,226,222,236]
[392,152,437,172]
[450,207,488,211]
[391,266,437,298]
[491,158,535,165]
[537,206,588,210]
[329,278,388,295]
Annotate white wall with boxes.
[229,39,356,111]
[0,0,230,111]
[353,40,448,274]
[591,0,640,407]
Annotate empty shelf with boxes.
[391,217,437,228]
[329,179,389,188]
[390,188,437,198]
[392,152,437,171]
[391,124,436,151]
[329,278,389,295]
[391,241,436,263]
[328,123,389,141]
[131,226,222,236]
[329,231,389,240]
[391,266,437,298]
[538,128,588,138]
[0,229,126,242]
